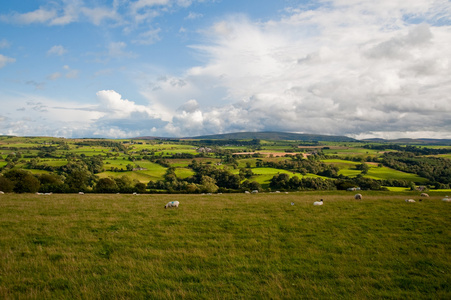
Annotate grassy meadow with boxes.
[0,192,450,299]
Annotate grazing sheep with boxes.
[313,199,324,206]
[244,191,250,194]
[354,193,363,200]
[405,199,416,203]
[442,196,450,202]
[164,201,180,209]
[0,191,4,194]
[420,193,429,197]
[79,192,84,195]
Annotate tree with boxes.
[115,176,134,193]
[199,175,219,193]
[356,163,370,174]
[95,177,119,193]
[248,181,261,191]
[4,169,40,193]
[38,173,64,193]
[64,170,91,192]
[134,182,147,193]
[0,175,14,193]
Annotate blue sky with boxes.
[1,0,450,139]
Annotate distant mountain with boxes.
[363,138,451,145]
[134,136,176,140]
[187,131,356,142]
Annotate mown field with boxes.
[0,192,449,299]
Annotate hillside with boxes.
[187,131,356,142]
[363,138,451,145]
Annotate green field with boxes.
[0,136,449,192]
[0,193,449,299]
[366,166,428,183]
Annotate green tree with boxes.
[115,176,134,193]
[199,175,219,193]
[4,169,40,193]
[95,177,119,193]
[38,173,64,193]
[0,175,14,193]
[134,182,147,193]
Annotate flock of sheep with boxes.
[312,193,451,205]
[1,191,450,207]
[162,193,451,209]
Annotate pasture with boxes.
[0,192,449,299]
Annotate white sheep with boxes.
[313,199,323,206]
[164,201,180,209]
[420,193,429,197]
[354,193,363,200]
[405,199,416,203]
[442,196,450,202]
[0,191,4,194]
[78,192,84,195]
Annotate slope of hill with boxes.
[363,138,451,145]
[187,131,356,142]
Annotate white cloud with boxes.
[0,54,16,68]
[107,42,136,58]
[185,12,203,20]
[132,28,161,45]
[155,0,451,138]
[4,8,57,24]
[81,6,121,25]
[47,45,67,56]
[96,90,152,118]
[131,0,171,12]
[1,0,450,139]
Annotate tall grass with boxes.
[0,192,449,299]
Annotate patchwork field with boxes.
[0,192,449,299]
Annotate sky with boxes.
[0,0,450,139]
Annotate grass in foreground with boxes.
[0,192,449,299]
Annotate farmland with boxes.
[1,135,451,193]
[0,192,449,299]
[1,134,450,298]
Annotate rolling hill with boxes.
[186,131,356,142]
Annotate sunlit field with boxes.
[0,192,449,299]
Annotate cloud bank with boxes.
[141,1,451,139]
[1,0,450,139]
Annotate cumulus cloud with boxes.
[150,0,451,138]
[1,0,450,139]
[92,90,168,137]
[0,90,169,138]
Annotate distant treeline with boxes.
[189,139,262,147]
[382,152,451,189]
[74,140,127,152]
[363,144,451,155]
